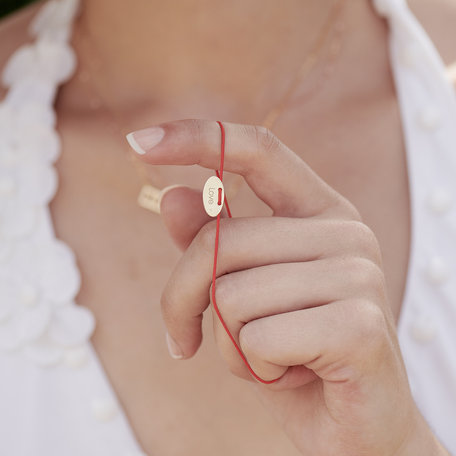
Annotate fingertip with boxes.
[164,322,204,361]
[126,127,166,156]
[165,331,185,359]
[259,366,318,391]
[126,132,146,155]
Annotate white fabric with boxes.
[0,0,455,454]
[384,2,456,450]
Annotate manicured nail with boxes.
[126,126,165,155]
[166,331,184,359]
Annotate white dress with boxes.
[0,0,455,454]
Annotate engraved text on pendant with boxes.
[203,175,224,217]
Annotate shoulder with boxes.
[408,0,456,87]
[0,1,45,99]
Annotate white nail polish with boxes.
[126,132,146,155]
[166,331,184,359]
[125,127,165,155]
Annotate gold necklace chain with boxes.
[70,0,346,213]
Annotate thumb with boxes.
[159,184,229,252]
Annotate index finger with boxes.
[126,119,358,219]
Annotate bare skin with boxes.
[1,0,455,454]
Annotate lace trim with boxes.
[0,0,95,367]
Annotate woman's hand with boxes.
[127,119,448,456]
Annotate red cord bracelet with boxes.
[203,120,283,385]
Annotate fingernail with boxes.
[166,331,184,359]
[126,126,165,155]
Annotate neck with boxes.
[58,0,390,127]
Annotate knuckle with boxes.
[352,300,388,351]
[238,124,285,177]
[343,201,363,222]
[328,197,363,222]
[343,220,383,264]
[346,257,386,295]
[251,124,282,156]
[194,219,219,254]
[186,119,204,145]
[255,125,280,152]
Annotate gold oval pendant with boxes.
[202,175,224,217]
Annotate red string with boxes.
[211,120,282,385]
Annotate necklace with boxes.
[71,0,346,214]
